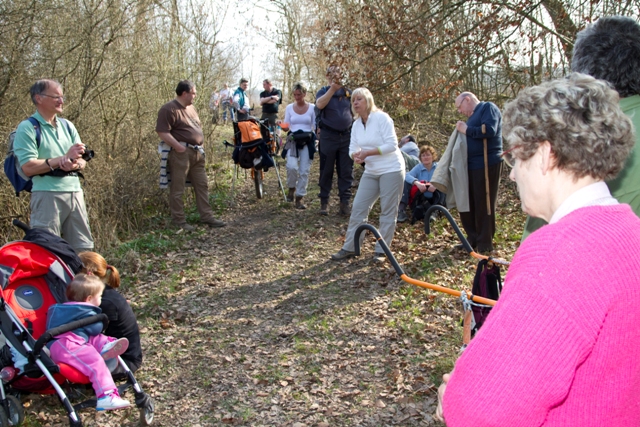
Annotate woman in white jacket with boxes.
[331,88,405,262]
[283,82,316,209]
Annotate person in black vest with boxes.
[259,79,282,127]
[78,252,143,376]
[316,66,354,216]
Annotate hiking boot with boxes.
[203,218,226,228]
[96,393,130,411]
[101,338,129,360]
[319,202,328,216]
[331,249,356,261]
[372,252,386,263]
[477,247,495,256]
[397,210,408,223]
[287,188,295,202]
[295,196,307,210]
[172,222,195,232]
[339,201,351,216]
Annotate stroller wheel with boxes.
[139,398,155,426]
[68,414,83,427]
[2,395,24,426]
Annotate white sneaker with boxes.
[101,338,129,360]
[96,393,130,411]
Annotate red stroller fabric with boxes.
[0,241,91,393]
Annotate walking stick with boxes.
[481,124,491,215]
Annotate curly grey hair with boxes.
[572,16,640,98]
[502,73,635,181]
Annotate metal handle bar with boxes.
[354,223,496,306]
[12,219,30,233]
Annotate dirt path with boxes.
[26,162,523,426]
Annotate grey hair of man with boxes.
[292,82,307,94]
[502,72,635,182]
[399,134,415,147]
[30,79,62,105]
[572,16,640,98]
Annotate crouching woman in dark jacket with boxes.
[79,252,143,375]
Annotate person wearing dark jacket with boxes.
[454,92,503,253]
[316,66,354,216]
[79,252,143,374]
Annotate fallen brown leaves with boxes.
[23,164,523,426]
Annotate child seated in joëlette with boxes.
[46,273,130,411]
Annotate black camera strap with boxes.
[39,170,84,179]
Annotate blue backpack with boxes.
[4,117,72,197]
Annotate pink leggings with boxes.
[50,332,116,397]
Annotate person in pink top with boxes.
[47,274,130,411]
[436,73,640,426]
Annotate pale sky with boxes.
[217,0,280,95]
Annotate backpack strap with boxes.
[57,117,73,141]
[26,117,42,148]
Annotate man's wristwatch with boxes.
[45,158,55,171]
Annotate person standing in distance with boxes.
[260,79,282,127]
[233,78,251,122]
[156,80,226,231]
[219,83,233,124]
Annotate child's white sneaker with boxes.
[96,393,130,411]
[100,338,129,360]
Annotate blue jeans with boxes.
[221,101,235,121]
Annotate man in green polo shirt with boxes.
[13,79,94,252]
[522,16,640,239]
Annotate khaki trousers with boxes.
[342,170,405,253]
[168,147,214,224]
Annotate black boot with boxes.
[295,196,307,210]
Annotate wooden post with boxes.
[482,124,491,215]
[462,309,472,345]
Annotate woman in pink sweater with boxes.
[436,73,640,426]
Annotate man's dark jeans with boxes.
[318,127,353,203]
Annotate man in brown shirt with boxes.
[156,80,225,230]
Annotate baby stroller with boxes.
[224,117,286,200]
[0,220,154,426]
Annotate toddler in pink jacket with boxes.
[47,273,130,411]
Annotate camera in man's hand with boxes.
[82,149,95,162]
